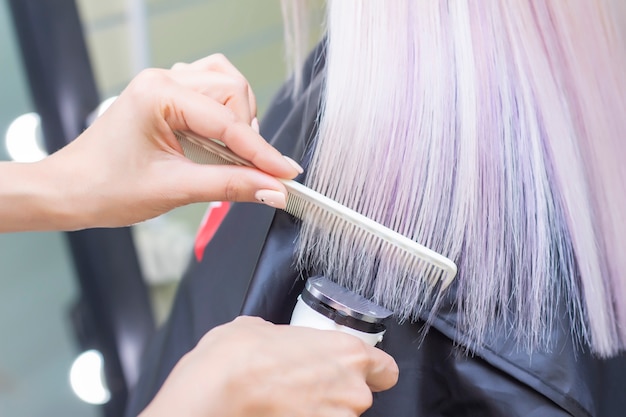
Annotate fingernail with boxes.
[251,117,260,134]
[283,155,304,174]
[255,189,287,209]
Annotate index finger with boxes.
[157,82,299,179]
[184,54,257,118]
[168,70,255,124]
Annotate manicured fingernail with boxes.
[251,117,260,133]
[283,155,304,174]
[255,189,287,209]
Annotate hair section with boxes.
[288,0,626,356]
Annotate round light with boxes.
[5,112,48,162]
[69,349,111,405]
[95,96,118,118]
[86,96,119,127]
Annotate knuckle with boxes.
[129,68,168,96]
[137,68,167,84]
[210,52,227,63]
[202,318,239,343]
[222,75,250,101]
[233,315,253,324]
[354,386,374,411]
[334,411,358,417]
[215,112,239,140]
[171,62,187,70]
[176,350,194,368]
[206,52,229,69]
[234,315,265,326]
[334,384,373,417]
[231,75,250,94]
[223,174,243,202]
[338,332,369,355]
[389,361,400,384]
[222,108,238,125]
[355,346,374,369]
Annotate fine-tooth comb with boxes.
[175,131,458,291]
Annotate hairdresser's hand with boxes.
[139,316,399,417]
[35,54,301,231]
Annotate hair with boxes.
[279,0,310,91]
[281,0,626,357]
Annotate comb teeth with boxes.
[178,136,232,166]
[174,131,458,306]
[287,192,441,283]
[283,179,458,290]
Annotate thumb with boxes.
[362,347,399,392]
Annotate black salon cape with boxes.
[125,45,626,417]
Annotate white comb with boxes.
[175,131,458,291]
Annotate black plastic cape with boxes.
[125,45,626,417]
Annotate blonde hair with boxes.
[283,0,626,357]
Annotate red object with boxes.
[194,202,231,262]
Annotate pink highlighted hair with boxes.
[282,0,626,357]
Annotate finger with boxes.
[362,347,399,392]
[186,54,246,79]
[346,380,374,415]
[157,84,299,179]
[163,159,288,206]
[184,53,257,118]
[167,70,254,124]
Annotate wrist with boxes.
[0,159,85,232]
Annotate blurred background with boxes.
[0,0,290,415]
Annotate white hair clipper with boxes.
[290,276,393,346]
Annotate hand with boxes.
[139,316,399,417]
[29,54,300,230]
